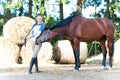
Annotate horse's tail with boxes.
[112,38,114,56]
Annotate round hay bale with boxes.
[38,42,53,63]
[20,40,53,64]
[0,37,20,65]
[3,17,35,45]
[113,39,120,64]
[53,40,74,64]
[53,40,88,64]
[80,42,88,63]
[20,39,32,64]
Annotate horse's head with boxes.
[36,29,51,44]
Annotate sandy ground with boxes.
[0,56,120,80]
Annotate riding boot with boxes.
[28,58,35,74]
[35,57,39,73]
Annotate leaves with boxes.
[5,0,23,10]
[0,0,120,33]
[83,0,102,8]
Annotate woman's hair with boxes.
[36,13,42,17]
[34,13,43,24]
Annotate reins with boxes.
[24,25,35,47]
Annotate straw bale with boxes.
[80,42,88,63]
[3,17,35,45]
[0,37,20,65]
[20,39,32,64]
[53,40,74,64]
[38,42,53,63]
[113,39,120,64]
[20,40,53,64]
[53,40,88,64]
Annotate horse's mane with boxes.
[50,12,79,30]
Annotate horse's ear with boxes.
[45,27,48,30]
[45,24,49,30]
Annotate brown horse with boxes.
[36,15,115,71]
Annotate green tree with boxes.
[6,0,12,20]
[76,0,83,15]
[105,0,110,19]
[55,0,70,20]
[28,0,32,17]
[83,0,102,17]
[59,0,63,20]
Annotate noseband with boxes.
[36,29,51,44]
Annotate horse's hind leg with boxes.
[107,38,114,69]
[99,39,107,70]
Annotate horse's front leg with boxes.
[73,49,80,70]
[70,40,80,71]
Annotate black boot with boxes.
[35,57,39,73]
[28,58,35,74]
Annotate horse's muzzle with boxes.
[36,30,51,44]
[36,35,48,44]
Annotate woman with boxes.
[28,13,46,74]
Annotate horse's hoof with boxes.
[36,70,40,73]
[101,66,105,70]
[73,69,79,71]
[28,71,32,74]
[108,66,112,70]
[73,68,79,71]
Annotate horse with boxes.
[36,15,115,71]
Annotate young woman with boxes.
[28,13,46,74]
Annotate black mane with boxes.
[50,12,78,30]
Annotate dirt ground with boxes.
[0,57,120,80]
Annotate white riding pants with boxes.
[31,37,42,58]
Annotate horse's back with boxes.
[71,16,115,41]
[95,18,115,38]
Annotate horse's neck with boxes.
[74,16,85,23]
[52,25,69,36]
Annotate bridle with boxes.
[36,29,51,44]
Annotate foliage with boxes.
[55,0,70,4]
[51,36,67,46]
[83,0,102,8]
[110,2,120,33]
[87,42,102,57]
[44,15,59,28]
[114,32,120,41]
[0,19,5,35]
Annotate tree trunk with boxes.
[6,0,11,21]
[76,0,82,15]
[59,0,63,20]
[105,0,110,19]
[28,0,32,17]
[110,0,115,23]
[40,0,47,15]
[94,0,97,17]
